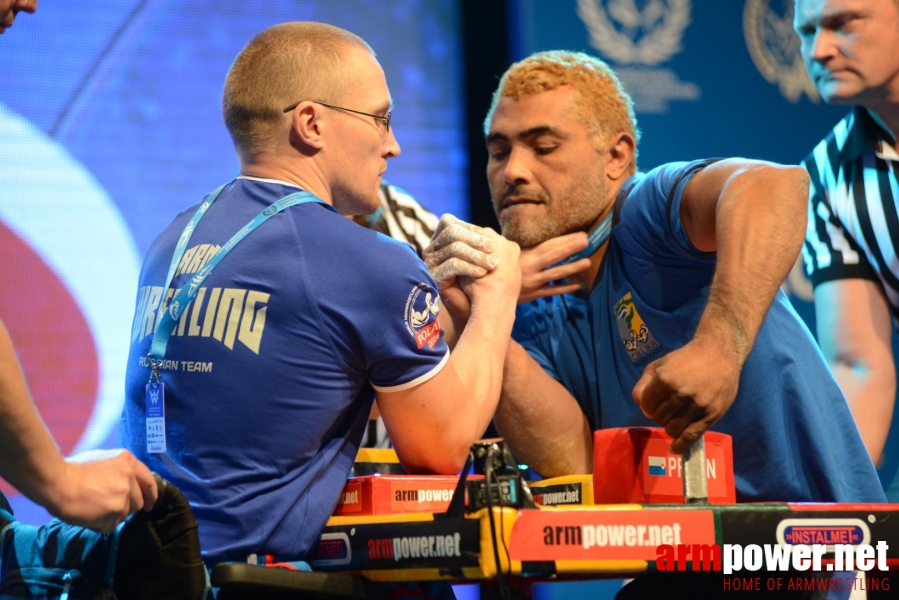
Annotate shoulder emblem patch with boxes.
[404,283,442,350]
[614,292,662,365]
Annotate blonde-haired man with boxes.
[428,49,882,497]
[485,50,640,170]
[429,49,884,595]
[121,22,520,567]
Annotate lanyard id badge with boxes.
[144,182,334,454]
[145,362,166,453]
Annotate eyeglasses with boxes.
[283,100,391,133]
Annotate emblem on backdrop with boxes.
[576,0,700,114]
[743,0,819,103]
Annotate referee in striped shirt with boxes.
[795,0,899,497]
[355,181,439,258]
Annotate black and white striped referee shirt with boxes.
[801,106,899,327]
[363,182,438,258]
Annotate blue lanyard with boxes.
[547,210,614,269]
[550,174,642,268]
[147,183,334,366]
[553,211,613,267]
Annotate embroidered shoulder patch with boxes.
[614,292,662,365]
[404,283,442,350]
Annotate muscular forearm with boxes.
[831,359,896,463]
[696,164,809,359]
[437,301,461,349]
[385,233,520,474]
[0,322,67,509]
[0,321,156,531]
[815,279,897,464]
[447,294,518,443]
[630,163,809,452]
[493,341,593,477]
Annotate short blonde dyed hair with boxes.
[223,22,373,162]
[485,51,641,172]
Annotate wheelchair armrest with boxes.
[211,563,386,600]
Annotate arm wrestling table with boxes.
[216,432,899,599]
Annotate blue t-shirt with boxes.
[122,177,449,565]
[514,161,885,503]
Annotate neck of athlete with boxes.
[569,181,625,291]
[240,152,335,207]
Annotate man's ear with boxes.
[289,102,325,151]
[605,133,636,181]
